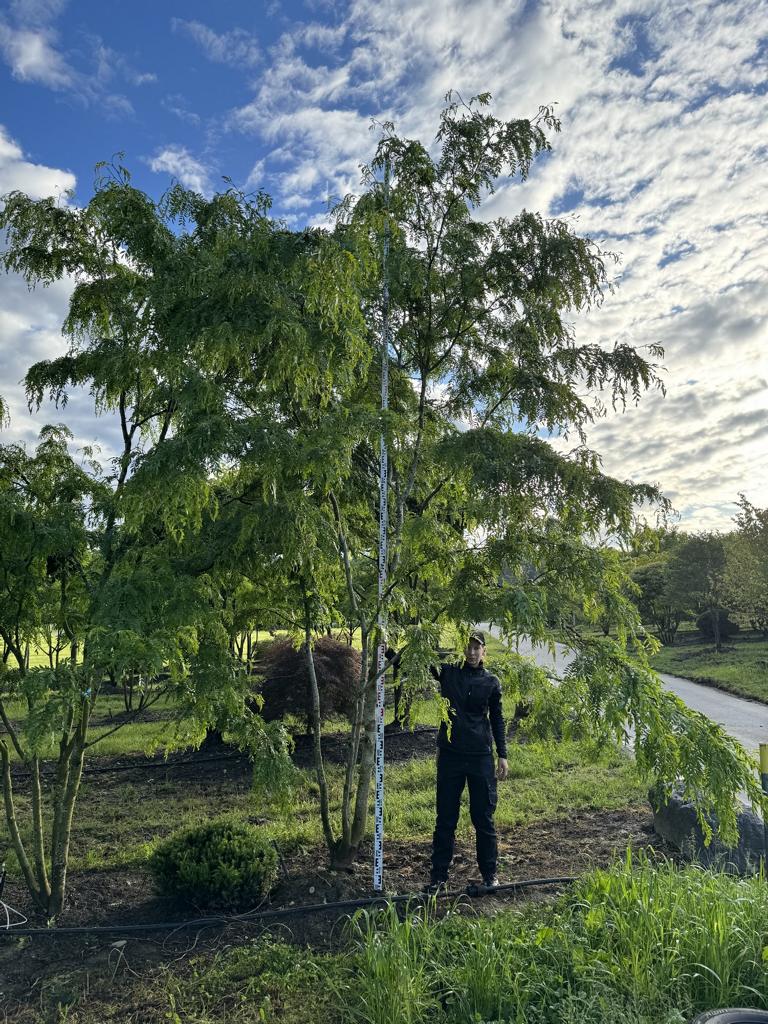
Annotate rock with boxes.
[650,786,766,873]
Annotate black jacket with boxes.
[434,661,507,757]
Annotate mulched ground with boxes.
[0,731,675,1017]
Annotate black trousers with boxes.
[431,748,498,881]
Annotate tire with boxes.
[691,1010,768,1024]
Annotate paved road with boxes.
[487,629,768,755]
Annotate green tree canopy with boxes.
[1,98,763,894]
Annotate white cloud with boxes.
[222,0,767,528]
[0,23,73,88]
[0,123,75,196]
[244,158,266,189]
[0,129,113,454]
[0,6,152,111]
[172,18,261,68]
[148,145,215,195]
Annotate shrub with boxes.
[696,610,740,640]
[150,820,279,907]
[252,636,360,728]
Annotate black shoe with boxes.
[423,877,448,895]
[482,875,499,890]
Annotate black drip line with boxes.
[0,875,575,938]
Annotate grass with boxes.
[20,855,768,1024]
[335,854,768,1024]
[2,736,644,876]
[649,630,768,703]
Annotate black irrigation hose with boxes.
[8,727,441,783]
[7,751,249,785]
[0,876,575,938]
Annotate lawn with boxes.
[649,630,768,703]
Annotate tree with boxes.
[632,560,685,645]
[196,95,764,858]
[258,93,762,859]
[725,496,768,636]
[0,427,94,916]
[0,169,340,917]
[667,533,729,651]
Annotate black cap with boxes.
[468,630,485,645]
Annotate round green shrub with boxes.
[150,820,279,907]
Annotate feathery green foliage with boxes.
[150,819,278,907]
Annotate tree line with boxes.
[601,503,768,650]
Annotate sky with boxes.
[0,0,766,532]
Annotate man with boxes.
[428,630,508,891]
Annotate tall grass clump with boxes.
[564,851,768,1013]
[339,854,768,1024]
[338,901,439,1024]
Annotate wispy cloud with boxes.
[93,41,156,88]
[222,0,767,528]
[0,2,153,112]
[161,93,201,126]
[0,22,74,89]
[172,18,261,68]
[148,145,215,195]
[8,0,68,26]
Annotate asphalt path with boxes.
[484,628,768,755]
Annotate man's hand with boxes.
[496,757,508,781]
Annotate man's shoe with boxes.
[482,875,500,890]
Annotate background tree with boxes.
[666,533,729,651]
[632,560,685,645]
[725,496,768,636]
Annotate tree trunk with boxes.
[48,702,89,919]
[339,632,368,857]
[30,756,51,904]
[303,610,337,860]
[711,607,722,652]
[348,646,379,854]
[0,740,46,910]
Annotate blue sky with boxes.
[1,0,766,531]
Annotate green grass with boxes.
[335,854,768,1024]
[649,631,768,702]
[24,856,768,1024]
[1,737,644,877]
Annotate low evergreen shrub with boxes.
[150,819,279,907]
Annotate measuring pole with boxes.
[760,744,768,866]
[373,161,390,892]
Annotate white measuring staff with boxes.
[373,161,391,892]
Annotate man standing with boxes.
[428,630,508,891]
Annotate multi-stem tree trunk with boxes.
[0,696,90,921]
